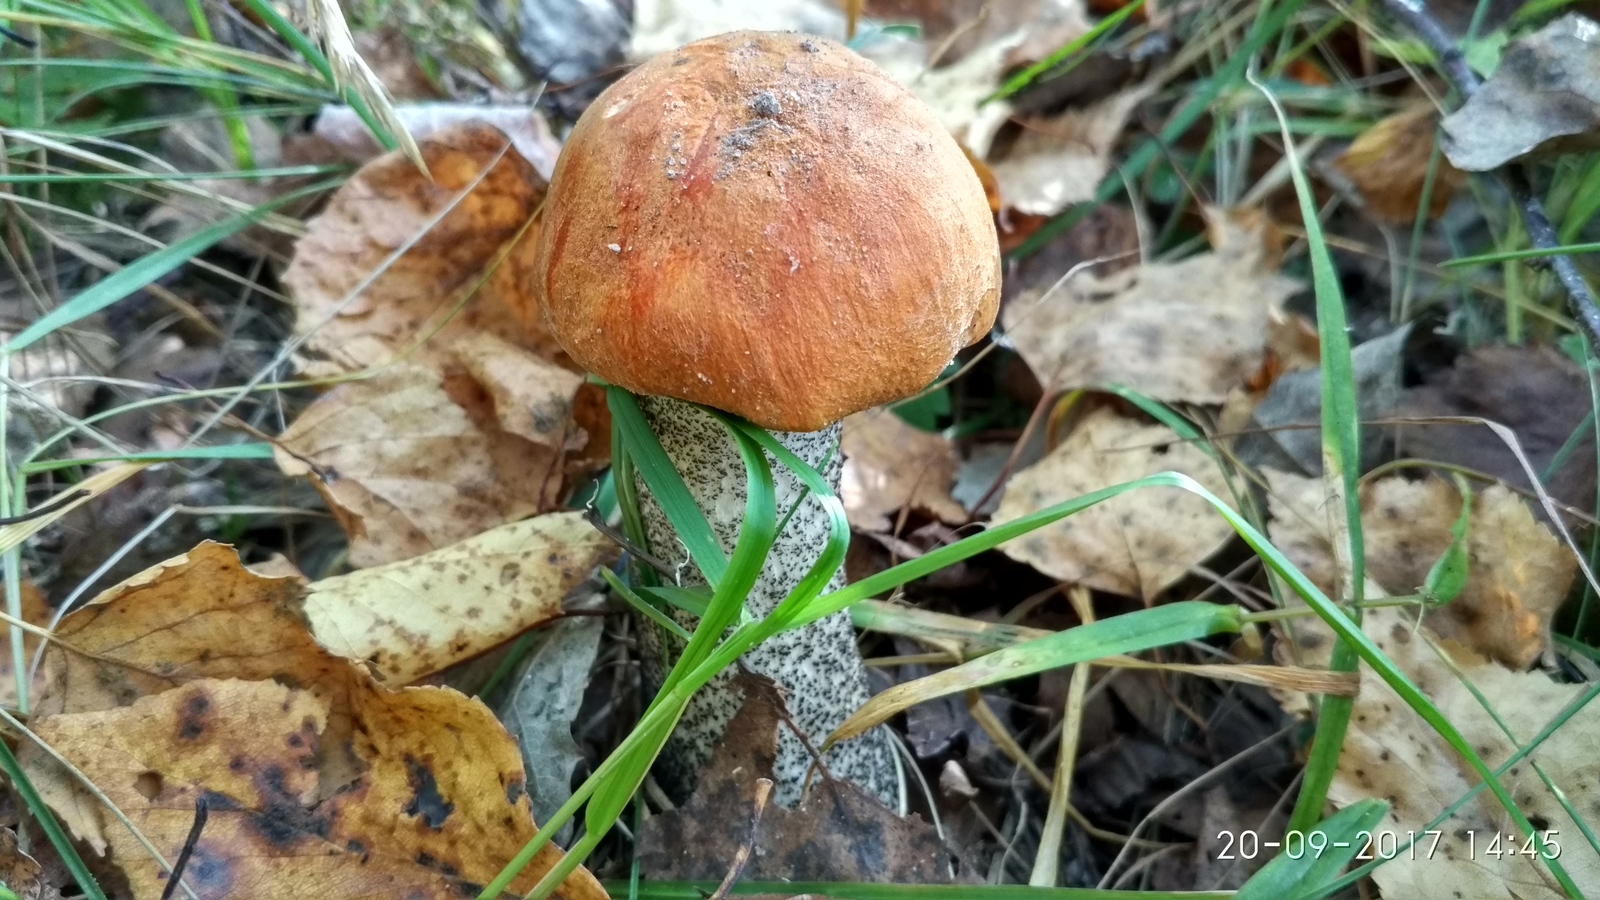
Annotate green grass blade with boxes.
[985,0,1145,102]
[3,191,306,354]
[1251,69,1368,839]
[1444,241,1600,267]
[603,569,693,642]
[1010,0,1307,260]
[1234,799,1389,899]
[828,600,1243,742]
[0,738,107,900]
[606,388,726,588]
[607,884,1230,899]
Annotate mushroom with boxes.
[531,30,1000,809]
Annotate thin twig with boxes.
[1380,0,1600,350]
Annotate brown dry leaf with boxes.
[1003,208,1299,403]
[283,121,561,379]
[21,543,605,899]
[991,409,1235,601]
[1265,469,1575,668]
[1333,104,1465,223]
[840,409,966,534]
[1441,14,1600,170]
[638,678,964,883]
[0,825,59,900]
[1396,344,1596,517]
[988,84,1152,216]
[1313,607,1600,900]
[304,512,617,684]
[275,364,574,567]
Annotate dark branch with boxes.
[1380,0,1600,352]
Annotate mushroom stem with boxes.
[633,395,903,811]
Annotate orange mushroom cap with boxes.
[532,30,1001,432]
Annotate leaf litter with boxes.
[18,0,1600,897]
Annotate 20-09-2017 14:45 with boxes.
[1214,828,1563,861]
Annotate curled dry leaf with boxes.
[283,121,562,378]
[1332,104,1464,223]
[1004,208,1299,403]
[305,511,617,684]
[988,83,1152,216]
[274,364,579,567]
[20,542,604,900]
[1304,607,1600,900]
[1265,469,1574,669]
[840,409,966,534]
[991,408,1235,601]
[1441,14,1600,171]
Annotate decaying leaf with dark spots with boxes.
[304,512,617,684]
[638,677,969,884]
[20,544,606,899]
[0,825,60,900]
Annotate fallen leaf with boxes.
[638,678,966,883]
[496,616,603,835]
[1396,344,1597,517]
[283,121,562,379]
[21,543,605,899]
[991,409,1236,601]
[1229,324,1410,476]
[988,83,1152,216]
[274,364,574,567]
[304,512,616,684]
[1264,470,1575,668]
[862,32,1021,157]
[0,825,58,900]
[1441,14,1600,170]
[1303,606,1600,900]
[305,104,562,179]
[1003,208,1300,403]
[629,0,848,61]
[1333,104,1464,222]
[840,409,967,534]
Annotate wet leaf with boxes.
[991,409,1236,601]
[840,409,966,534]
[1441,14,1600,171]
[1004,208,1300,403]
[305,512,616,683]
[274,364,576,567]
